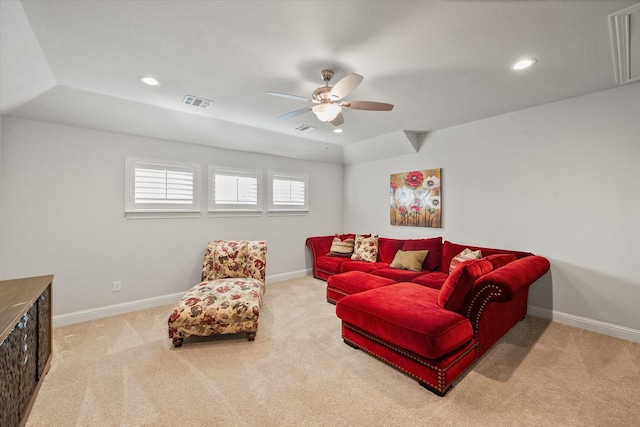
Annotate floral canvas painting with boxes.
[390,169,441,228]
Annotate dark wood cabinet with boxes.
[1,275,53,427]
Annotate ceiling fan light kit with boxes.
[267,69,393,126]
[312,103,341,122]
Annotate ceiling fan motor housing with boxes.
[313,86,332,102]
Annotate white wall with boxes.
[0,115,3,279]
[0,118,344,320]
[344,83,640,339]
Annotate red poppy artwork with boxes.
[390,169,441,228]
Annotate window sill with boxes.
[208,211,263,218]
[124,211,201,220]
[267,210,309,217]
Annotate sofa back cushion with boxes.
[401,237,443,271]
[438,258,493,312]
[439,241,531,273]
[484,253,517,269]
[377,238,405,264]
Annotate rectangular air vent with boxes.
[609,3,640,85]
[294,124,317,132]
[182,95,212,109]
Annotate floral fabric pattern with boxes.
[170,240,267,341]
[202,240,267,282]
[351,234,379,263]
[168,277,264,339]
[390,169,442,228]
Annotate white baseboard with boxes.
[54,277,638,345]
[266,269,311,283]
[528,305,640,344]
[53,292,185,328]
[53,269,314,328]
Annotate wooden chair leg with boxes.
[172,337,184,347]
[246,331,256,341]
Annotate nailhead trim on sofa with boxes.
[343,322,480,394]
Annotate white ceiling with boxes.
[1,0,638,164]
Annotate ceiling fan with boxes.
[266,70,393,126]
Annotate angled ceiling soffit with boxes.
[343,130,427,165]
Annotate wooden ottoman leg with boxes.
[172,337,184,347]
[246,331,256,341]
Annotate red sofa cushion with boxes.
[316,255,351,275]
[336,282,474,359]
[401,237,443,271]
[411,271,449,289]
[377,238,405,264]
[327,271,396,303]
[439,241,531,273]
[341,261,389,274]
[438,258,493,312]
[371,267,424,282]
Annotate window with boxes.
[125,158,200,215]
[268,171,309,212]
[209,166,262,213]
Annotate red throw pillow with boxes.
[438,258,493,312]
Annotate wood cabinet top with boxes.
[0,275,54,342]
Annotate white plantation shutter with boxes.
[209,166,262,212]
[272,179,305,205]
[125,158,200,214]
[134,168,194,204]
[268,172,309,212]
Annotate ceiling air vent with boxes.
[609,3,640,85]
[294,124,317,132]
[182,95,212,109]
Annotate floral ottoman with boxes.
[168,240,267,347]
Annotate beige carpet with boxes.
[27,276,640,426]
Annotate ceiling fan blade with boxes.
[276,107,312,120]
[329,73,364,101]
[330,112,344,126]
[340,100,394,111]
[266,92,315,103]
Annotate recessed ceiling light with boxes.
[333,129,343,133]
[510,58,537,71]
[139,76,160,86]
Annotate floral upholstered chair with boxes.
[168,240,267,347]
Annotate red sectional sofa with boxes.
[305,235,550,395]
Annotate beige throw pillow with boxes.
[390,250,429,272]
[449,248,482,274]
[329,235,355,256]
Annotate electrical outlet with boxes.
[112,281,121,292]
